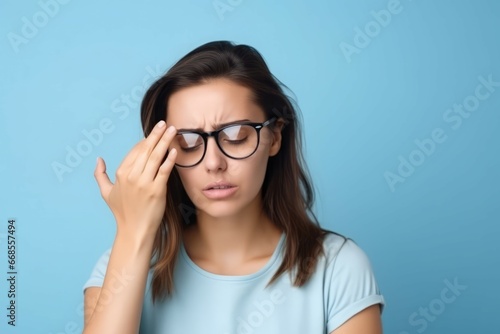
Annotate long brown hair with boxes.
[140,40,339,304]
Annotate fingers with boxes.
[94,157,113,200]
[154,148,177,189]
[129,121,174,179]
[142,125,177,180]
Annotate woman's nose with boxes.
[203,136,227,172]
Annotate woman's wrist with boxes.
[115,225,157,255]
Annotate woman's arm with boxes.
[83,121,178,333]
[83,232,154,334]
[331,304,383,334]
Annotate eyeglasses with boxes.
[170,117,277,167]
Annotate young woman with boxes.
[82,40,385,334]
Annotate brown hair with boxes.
[140,40,339,304]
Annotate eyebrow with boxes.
[176,119,251,132]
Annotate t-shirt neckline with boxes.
[180,231,286,282]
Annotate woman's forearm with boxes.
[83,230,155,334]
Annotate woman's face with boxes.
[165,78,282,219]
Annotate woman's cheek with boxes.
[176,171,203,204]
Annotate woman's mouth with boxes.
[202,182,238,199]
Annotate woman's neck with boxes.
[182,200,283,267]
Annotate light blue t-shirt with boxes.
[82,232,385,333]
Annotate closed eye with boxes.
[223,137,248,145]
[180,144,203,152]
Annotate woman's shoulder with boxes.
[318,231,385,332]
[320,231,374,271]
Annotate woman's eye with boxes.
[224,137,247,145]
[181,144,202,152]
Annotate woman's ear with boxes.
[269,118,285,157]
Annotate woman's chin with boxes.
[197,203,245,220]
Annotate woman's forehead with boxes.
[165,79,264,129]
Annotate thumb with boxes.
[94,157,113,200]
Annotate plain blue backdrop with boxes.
[1,0,499,333]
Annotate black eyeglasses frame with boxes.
[173,117,277,168]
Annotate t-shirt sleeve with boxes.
[82,248,112,295]
[324,238,385,333]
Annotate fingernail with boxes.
[157,120,166,128]
[167,125,176,134]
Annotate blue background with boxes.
[1,0,499,333]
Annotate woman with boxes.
[82,40,385,334]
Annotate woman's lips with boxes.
[202,186,238,199]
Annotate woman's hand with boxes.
[94,120,178,241]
